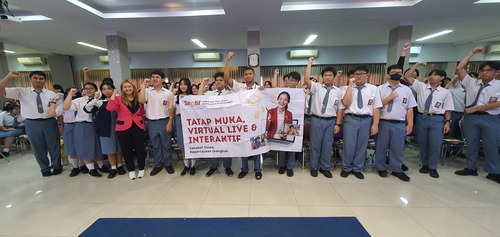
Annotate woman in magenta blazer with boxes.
[106,80,146,180]
[266,91,293,139]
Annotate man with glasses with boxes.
[338,65,382,179]
[454,47,500,184]
[0,71,62,177]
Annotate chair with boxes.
[440,117,467,165]
[299,118,311,169]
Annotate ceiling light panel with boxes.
[281,0,422,11]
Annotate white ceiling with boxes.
[1,0,500,55]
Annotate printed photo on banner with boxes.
[250,134,267,150]
[261,88,305,152]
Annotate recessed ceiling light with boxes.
[66,0,224,18]
[303,35,318,45]
[415,30,453,42]
[77,42,107,51]
[191,39,207,48]
[18,15,53,21]
[474,0,500,3]
[281,0,421,11]
[3,50,16,54]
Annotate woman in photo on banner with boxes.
[266,91,293,140]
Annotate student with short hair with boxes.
[138,70,175,176]
[338,65,382,180]
[224,52,262,180]
[1,71,62,177]
[0,104,26,157]
[304,57,343,178]
[454,47,500,183]
[201,72,234,177]
[404,63,454,179]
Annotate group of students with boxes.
[0,100,25,157]
[0,44,498,184]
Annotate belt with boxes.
[470,112,492,116]
[26,118,54,121]
[380,119,406,124]
[312,114,336,120]
[347,114,372,118]
[75,121,92,124]
[147,118,168,121]
[417,112,444,117]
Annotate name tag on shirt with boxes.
[368,99,373,105]
[403,98,408,104]
[434,102,442,108]
[163,100,168,106]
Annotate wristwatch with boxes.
[445,120,451,123]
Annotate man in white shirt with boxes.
[0,71,62,177]
[454,47,500,183]
[138,70,175,176]
[338,65,382,180]
[200,72,235,177]
[404,63,454,179]
[224,52,262,180]
[376,66,417,182]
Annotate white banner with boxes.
[180,88,304,158]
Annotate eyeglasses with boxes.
[354,72,367,77]
[479,69,495,73]
[84,87,95,90]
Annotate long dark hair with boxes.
[176,77,192,104]
[99,82,116,100]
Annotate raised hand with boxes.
[7,71,21,79]
[402,42,411,51]
[112,89,118,95]
[142,78,151,87]
[274,68,279,74]
[348,77,355,85]
[94,91,100,99]
[83,67,90,73]
[227,52,235,61]
[472,47,485,54]
[308,57,314,64]
[69,88,78,95]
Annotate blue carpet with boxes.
[80,217,370,237]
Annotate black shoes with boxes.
[117,166,126,175]
[287,169,294,177]
[278,166,286,174]
[238,171,248,179]
[1,151,9,157]
[52,168,63,175]
[319,169,333,178]
[189,166,196,176]
[69,168,80,177]
[80,165,89,174]
[351,171,364,180]
[98,166,111,173]
[42,170,52,177]
[108,169,117,179]
[486,173,500,184]
[255,172,262,180]
[225,168,234,177]
[206,167,217,177]
[150,167,162,176]
[180,166,190,176]
[310,169,318,177]
[392,172,410,182]
[165,166,175,174]
[455,168,478,176]
[402,164,409,172]
[88,169,102,177]
[340,170,349,178]
[378,170,388,178]
[419,166,429,174]
[429,169,439,178]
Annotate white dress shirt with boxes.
[5,87,56,119]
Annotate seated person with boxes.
[0,104,26,157]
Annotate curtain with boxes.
[261,64,386,87]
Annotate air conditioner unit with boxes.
[289,49,318,59]
[488,45,500,54]
[193,52,221,61]
[17,57,45,65]
[99,55,109,63]
[410,46,421,54]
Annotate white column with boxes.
[106,33,131,87]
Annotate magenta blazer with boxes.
[106,96,145,132]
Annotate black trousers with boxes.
[116,123,146,171]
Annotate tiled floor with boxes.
[1,149,500,237]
